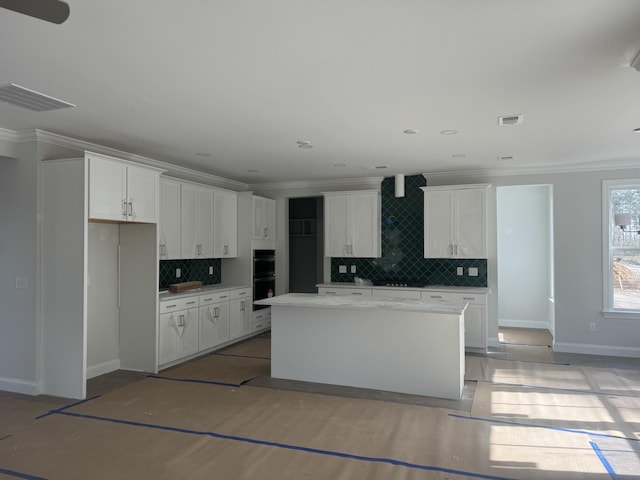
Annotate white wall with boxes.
[497,185,553,330]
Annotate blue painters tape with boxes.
[54,410,518,480]
[147,374,241,388]
[448,413,634,441]
[0,467,48,480]
[589,441,619,479]
[479,379,640,399]
[35,395,101,420]
[213,352,271,361]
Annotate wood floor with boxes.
[1,328,639,480]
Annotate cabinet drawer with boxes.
[371,288,421,299]
[199,291,231,304]
[160,296,198,313]
[318,287,372,296]
[230,288,251,300]
[421,291,486,305]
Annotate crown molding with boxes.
[249,176,384,192]
[16,129,249,191]
[0,127,18,143]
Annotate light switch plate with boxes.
[339,265,347,273]
[468,267,478,277]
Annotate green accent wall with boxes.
[331,175,488,287]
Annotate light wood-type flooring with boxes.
[1,328,639,479]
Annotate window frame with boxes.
[602,178,640,319]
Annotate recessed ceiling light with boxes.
[440,129,458,135]
[633,128,640,133]
[333,163,347,167]
[247,169,260,173]
[497,155,515,161]
[296,140,311,145]
[498,114,523,126]
[365,165,389,170]
[195,152,211,157]
[451,153,466,158]
[403,129,418,134]
[298,144,313,149]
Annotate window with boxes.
[602,179,640,315]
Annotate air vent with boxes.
[497,155,515,161]
[498,114,523,126]
[0,83,75,111]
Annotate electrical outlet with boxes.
[456,267,464,276]
[351,265,357,273]
[176,268,181,278]
[15,277,28,289]
[589,322,596,332]
[209,266,214,275]
[468,267,478,277]
[339,265,347,274]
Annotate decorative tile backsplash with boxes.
[331,175,488,287]
[159,258,221,289]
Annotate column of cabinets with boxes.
[421,184,490,259]
[322,190,381,258]
[158,286,253,368]
[159,177,237,259]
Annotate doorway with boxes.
[288,197,323,293]
[497,185,555,338]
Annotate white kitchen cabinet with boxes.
[158,297,199,366]
[323,190,381,258]
[213,189,238,258]
[88,153,161,223]
[252,196,276,242]
[318,286,372,296]
[229,287,252,339]
[421,184,489,259]
[370,288,421,299]
[421,290,487,350]
[159,178,181,259]
[198,292,230,350]
[181,183,214,258]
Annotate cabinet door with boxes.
[88,156,127,221]
[264,198,276,241]
[350,192,380,257]
[180,183,199,258]
[463,303,486,349]
[454,189,486,258]
[158,312,180,365]
[199,302,229,350]
[253,196,267,239]
[324,194,349,256]
[127,165,160,223]
[178,307,199,358]
[213,191,238,258]
[229,298,250,339]
[424,190,454,258]
[197,187,214,258]
[159,179,181,259]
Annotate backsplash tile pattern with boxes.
[331,175,488,287]
[159,258,221,289]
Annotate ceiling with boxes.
[1,0,640,185]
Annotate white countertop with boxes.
[158,283,251,301]
[255,293,467,315]
[317,282,489,294]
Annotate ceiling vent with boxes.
[0,83,75,111]
[498,114,523,126]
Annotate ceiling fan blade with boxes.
[0,0,70,24]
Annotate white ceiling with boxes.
[1,0,640,184]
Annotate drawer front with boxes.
[230,288,251,300]
[200,291,231,304]
[421,291,486,305]
[160,296,195,313]
[371,288,421,299]
[318,287,372,296]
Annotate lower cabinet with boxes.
[159,285,257,368]
[230,287,252,340]
[158,297,199,366]
[252,308,271,332]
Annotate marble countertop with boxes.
[158,283,251,301]
[317,282,490,294]
[255,293,467,315]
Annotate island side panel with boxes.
[270,305,464,399]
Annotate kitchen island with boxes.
[255,293,467,400]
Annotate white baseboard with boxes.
[499,318,550,330]
[0,376,40,396]
[554,342,640,359]
[86,359,120,379]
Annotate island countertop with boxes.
[255,292,467,315]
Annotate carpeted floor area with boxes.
[2,328,640,479]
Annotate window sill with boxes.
[601,310,640,320]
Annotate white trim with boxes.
[554,342,640,359]
[601,310,640,320]
[86,359,121,380]
[498,318,550,330]
[0,127,18,142]
[0,376,40,396]
[251,176,384,192]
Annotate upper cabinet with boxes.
[159,176,238,260]
[88,153,162,223]
[421,184,490,259]
[252,196,276,242]
[323,190,381,258]
[213,190,238,258]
